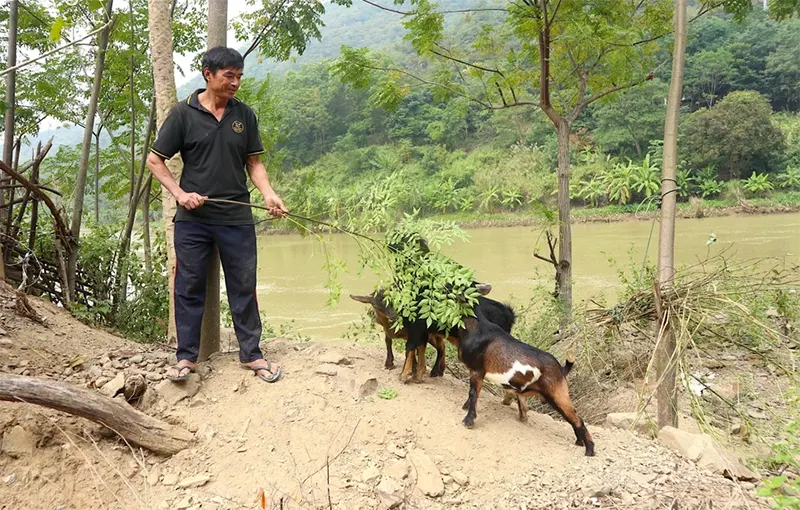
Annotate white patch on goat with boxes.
[484,361,541,391]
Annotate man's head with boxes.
[201,46,245,100]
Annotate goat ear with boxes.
[475,283,492,295]
[349,294,374,304]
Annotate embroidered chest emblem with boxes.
[231,120,244,134]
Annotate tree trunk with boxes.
[207,0,228,47]
[655,0,688,430]
[68,0,114,299]
[555,120,573,326]
[1,0,18,269]
[197,0,229,361]
[0,375,193,456]
[113,98,156,310]
[94,130,100,223]
[149,0,182,344]
[142,174,152,272]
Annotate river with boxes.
[244,213,800,342]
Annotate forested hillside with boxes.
[227,6,800,226]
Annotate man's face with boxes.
[204,66,243,100]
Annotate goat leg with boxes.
[412,344,427,383]
[384,334,395,370]
[399,349,415,384]
[544,381,595,456]
[430,335,446,377]
[516,395,529,423]
[462,372,484,429]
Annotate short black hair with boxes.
[201,46,244,81]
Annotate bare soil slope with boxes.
[0,288,766,510]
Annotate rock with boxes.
[605,413,657,437]
[0,338,13,347]
[146,465,161,486]
[2,425,35,458]
[319,351,351,365]
[315,364,339,376]
[442,475,454,485]
[154,374,202,405]
[100,372,126,398]
[146,372,163,382]
[384,461,409,481]
[361,465,381,485]
[175,497,192,510]
[624,470,657,486]
[387,443,406,458]
[130,354,144,364]
[124,373,148,401]
[161,473,178,486]
[580,476,611,498]
[178,474,211,488]
[87,365,103,379]
[452,471,469,487]
[748,409,767,420]
[5,473,16,484]
[136,387,159,411]
[658,426,760,481]
[765,308,780,318]
[407,449,444,497]
[375,476,404,510]
[357,377,379,398]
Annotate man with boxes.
[146,46,286,383]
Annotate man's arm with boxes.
[146,153,206,210]
[246,154,287,216]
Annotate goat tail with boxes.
[562,348,576,376]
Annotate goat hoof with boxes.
[461,402,469,410]
[518,415,528,423]
[385,362,395,370]
[462,418,475,429]
[575,439,585,447]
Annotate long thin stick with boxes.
[0,18,115,77]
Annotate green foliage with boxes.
[379,214,481,333]
[776,168,800,190]
[742,171,774,196]
[756,391,800,509]
[682,91,785,180]
[378,387,398,400]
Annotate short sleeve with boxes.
[151,104,184,159]
[246,108,265,156]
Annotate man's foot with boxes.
[242,359,282,383]
[166,360,196,381]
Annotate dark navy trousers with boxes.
[174,221,263,363]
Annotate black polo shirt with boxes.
[151,89,265,225]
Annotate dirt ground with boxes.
[0,287,777,510]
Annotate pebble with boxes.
[130,354,144,364]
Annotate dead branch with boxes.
[0,374,194,456]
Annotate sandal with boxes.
[166,363,195,381]
[243,361,282,383]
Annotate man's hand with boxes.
[176,191,207,210]
[263,192,288,217]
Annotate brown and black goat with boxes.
[350,285,516,384]
[454,300,595,456]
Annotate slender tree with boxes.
[148,0,182,343]
[654,0,688,429]
[198,0,228,361]
[68,0,115,299]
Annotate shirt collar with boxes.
[187,88,239,110]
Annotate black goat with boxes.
[350,285,516,383]
[454,300,595,456]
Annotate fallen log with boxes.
[0,374,194,456]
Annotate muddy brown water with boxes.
[243,213,800,342]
